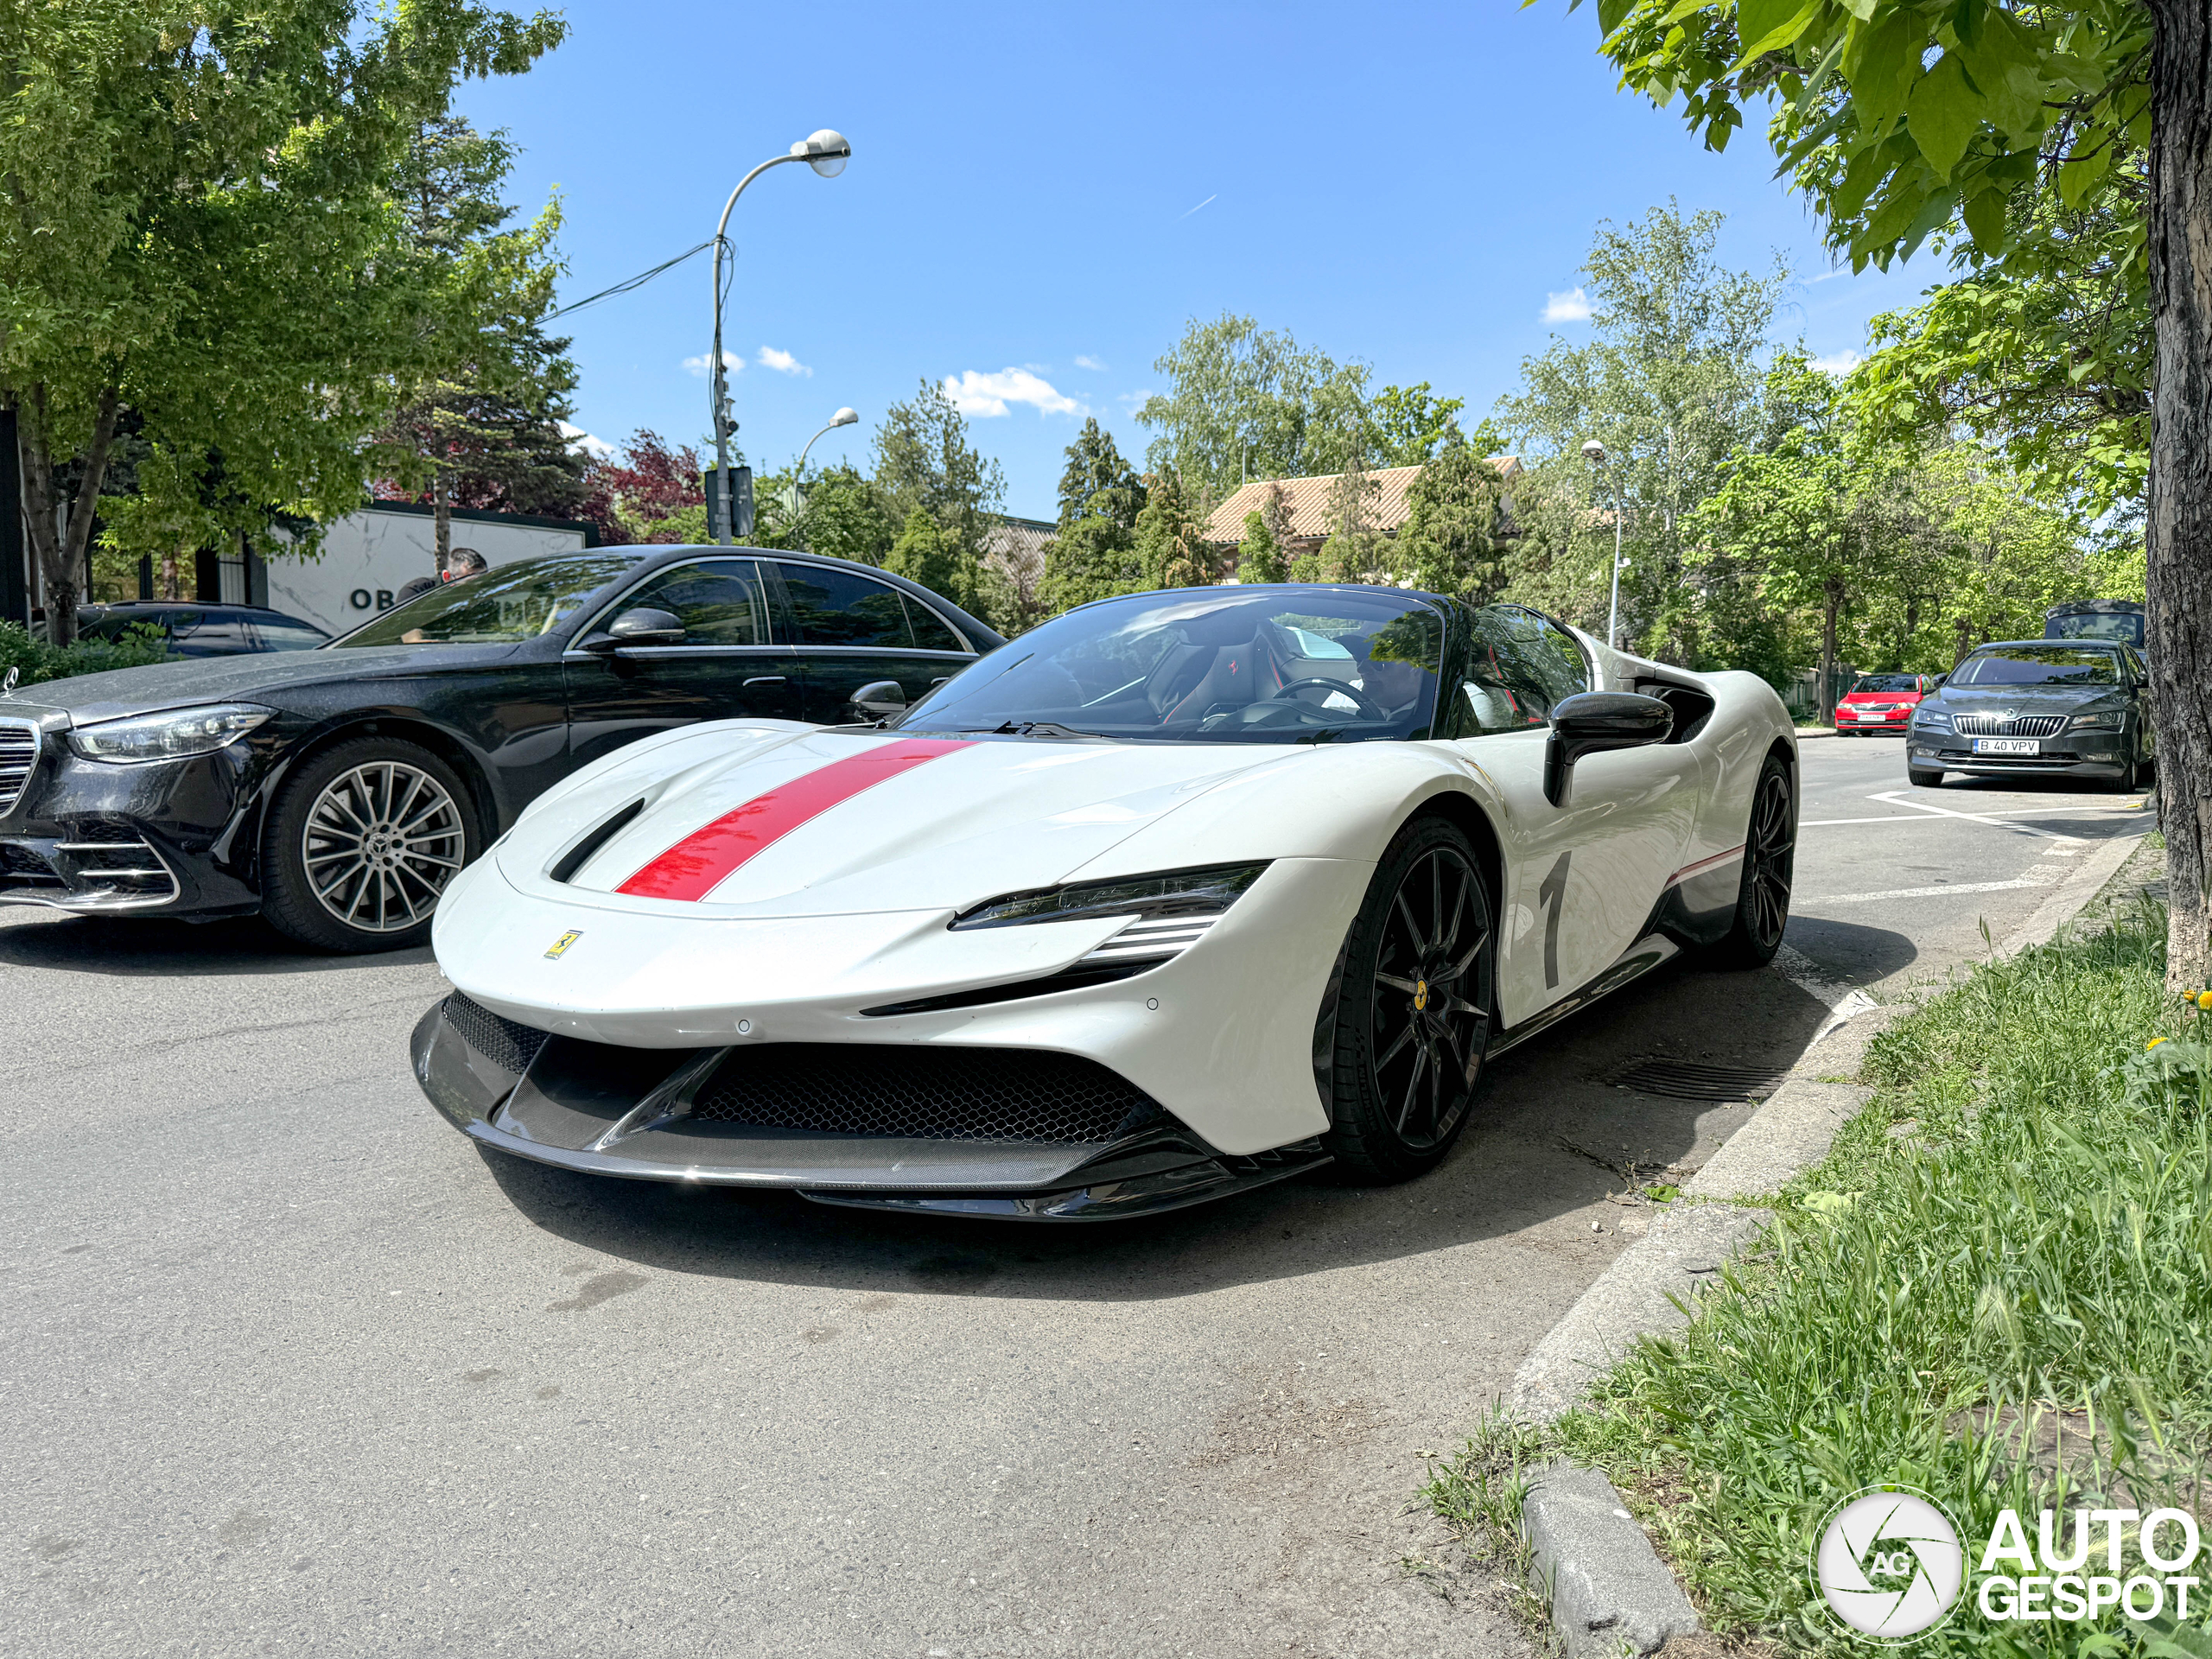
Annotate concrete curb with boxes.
[1524,1462,1700,1657]
[1501,827,2150,1653]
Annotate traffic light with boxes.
[702,465,753,540]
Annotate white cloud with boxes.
[682,350,743,378]
[1803,267,1849,285]
[1809,349,1864,375]
[558,422,614,460]
[1073,354,1106,372]
[757,345,811,377]
[1543,287,1593,323]
[1180,194,1217,219]
[941,367,1082,418]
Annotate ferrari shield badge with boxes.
[544,930,582,960]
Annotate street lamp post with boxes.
[709,129,852,546]
[797,407,860,475]
[1582,439,1625,652]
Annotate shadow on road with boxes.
[475,951,1840,1304]
[0,910,430,976]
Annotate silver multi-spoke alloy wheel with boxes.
[302,760,467,933]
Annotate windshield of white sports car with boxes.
[896,588,1445,743]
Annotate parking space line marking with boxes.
[1800,813,1963,826]
[1802,877,2045,904]
[1865,791,2085,843]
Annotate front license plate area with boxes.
[1973,738,2040,755]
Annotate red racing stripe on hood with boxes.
[614,738,974,901]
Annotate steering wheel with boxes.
[1271,676,1391,721]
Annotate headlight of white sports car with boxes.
[950,862,1269,964]
[66,703,275,763]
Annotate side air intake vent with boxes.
[442,990,551,1076]
[550,798,645,884]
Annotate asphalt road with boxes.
[1,735,2146,1659]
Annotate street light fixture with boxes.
[708,129,853,546]
[1583,439,1625,652]
[798,407,860,474]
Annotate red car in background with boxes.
[1834,671,1936,734]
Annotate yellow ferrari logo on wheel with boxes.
[544,931,582,960]
[1413,978,1430,1012]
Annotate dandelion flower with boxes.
[2196,989,2212,1011]
[2148,1037,2169,1050]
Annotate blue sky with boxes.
[461,0,1939,522]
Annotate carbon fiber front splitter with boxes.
[412,1000,1330,1221]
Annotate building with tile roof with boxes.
[1201,458,1522,571]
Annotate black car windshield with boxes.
[328,554,639,647]
[898,588,1445,743]
[1952,646,2121,687]
[1849,674,1920,694]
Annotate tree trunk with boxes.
[433,469,452,573]
[1819,578,1843,727]
[159,552,180,601]
[2147,0,2212,995]
[13,384,120,647]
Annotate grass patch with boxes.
[1431,896,2212,1656]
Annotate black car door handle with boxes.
[742,676,787,686]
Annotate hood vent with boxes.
[549,798,645,885]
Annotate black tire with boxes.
[1907,765,1945,788]
[1320,817,1496,1185]
[260,736,477,952]
[1712,753,1796,970]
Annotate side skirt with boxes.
[798,1139,1332,1223]
[1485,933,1681,1059]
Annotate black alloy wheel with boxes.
[1322,817,1495,1184]
[1907,762,1945,787]
[260,735,477,952]
[1713,754,1796,969]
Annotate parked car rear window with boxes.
[1952,646,2120,687]
[1849,674,1921,694]
[330,555,639,646]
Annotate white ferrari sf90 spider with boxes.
[413,581,1796,1220]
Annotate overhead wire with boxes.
[546,237,723,320]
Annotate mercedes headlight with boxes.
[67,703,276,763]
[1910,709,1953,732]
[2067,710,2124,731]
[950,862,1269,931]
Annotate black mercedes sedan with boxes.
[0,546,1002,950]
[1905,639,2153,791]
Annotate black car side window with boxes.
[775,564,912,648]
[902,593,965,652]
[617,559,770,645]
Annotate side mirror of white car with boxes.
[1543,691,1675,807]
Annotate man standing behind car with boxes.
[392,546,487,608]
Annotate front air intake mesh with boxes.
[691,1046,1163,1144]
[442,990,551,1077]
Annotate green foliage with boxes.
[1395,443,1511,601]
[874,378,1007,557]
[0,0,568,640]
[1494,204,1789,659]
[1367,382,1468,467]
[1135,314,1372,499]
[1132,473,1223,590]
[0,620,172,685]
[1236,509,1287,585]
[783,463,898,568]
[1039,513,1143,613]
[1577,0,2151,518]
[1515,899,2212,1652]
[1054,417,1147,531]
[373,116,585,531]
[881,507,984,616]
